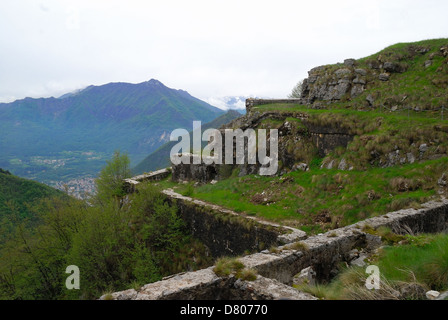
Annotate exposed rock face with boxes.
[293,266,316,286]
[171,154,219,182]
[301,66,359,104]
[170,108,355,181]
[383,61,407,73]
[298,44,448,107]
[301,63,367,104]
[379,73,390,81]
[310,132,353,158]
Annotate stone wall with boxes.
[170,154,219,183]
[245,98,303,114]
[122,173,306,258]
[170,108,355,182]
[162,189,306,258]
[102,197,448,300]
[123,168,171,193]
[101,267,317,300]
[310,132,354,158]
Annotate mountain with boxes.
[133,110,242,174]
[0,79,224,192]
[0,168,65,243]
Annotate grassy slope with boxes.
[154,39,448,234]
[309,38,448,111]
[159,156,446,234]
[297,232,448,300]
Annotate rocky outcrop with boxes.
[301,61,369,104]
[170,108,356,181]
[299,43,448,107]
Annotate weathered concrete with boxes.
[122,170,307,258]
[104,197,448,300]
[170,154,218,183]
[124,168,171,192]
[163,188,307,257]
[100,268,316,300]
[310,132,354,157]
[350,198,448,235]
[242,227,366,284]
[245,98,304,114]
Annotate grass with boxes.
[161,157,445,234]
[286,241,310,251]
[212,257,258,281]
[376,233,448,291]
[253,103,448,137]
[295,266,403,300]
[153,98,448,233]
[292,38,448,112]
[235,268,258,281]
[296,232,448,299]
[213,257,245,277]
[151,49,448,233]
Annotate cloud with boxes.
[39,3,50,12]
[0,0,448,103]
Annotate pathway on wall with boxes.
[162,188,307,245]
[105,173,448,300]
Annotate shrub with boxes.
[218,164,235,179]
[183,183,195,197]
[390,177,421,192]
[213,257,258,281]
[286,241,309,251]
[236,268,258,281]
[213,257,245,277]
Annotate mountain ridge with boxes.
[0,79,224,191]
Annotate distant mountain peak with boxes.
[146,79,164,86]
[58,86,92,99]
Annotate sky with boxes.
[0,0,447,108]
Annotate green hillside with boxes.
[133,110,242,174]
[154,39,448,234]
[0,79,224,189]
[302,38,448,111]
[0,168,65,243]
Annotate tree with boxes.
[288,80,303,99]
[95,151,131,204]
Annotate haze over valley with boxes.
[0,79,225,196]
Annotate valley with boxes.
[0,79,225,196]
[1,37,448,301]
[3,150,108,197]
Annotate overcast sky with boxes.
[0,0,447,107]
